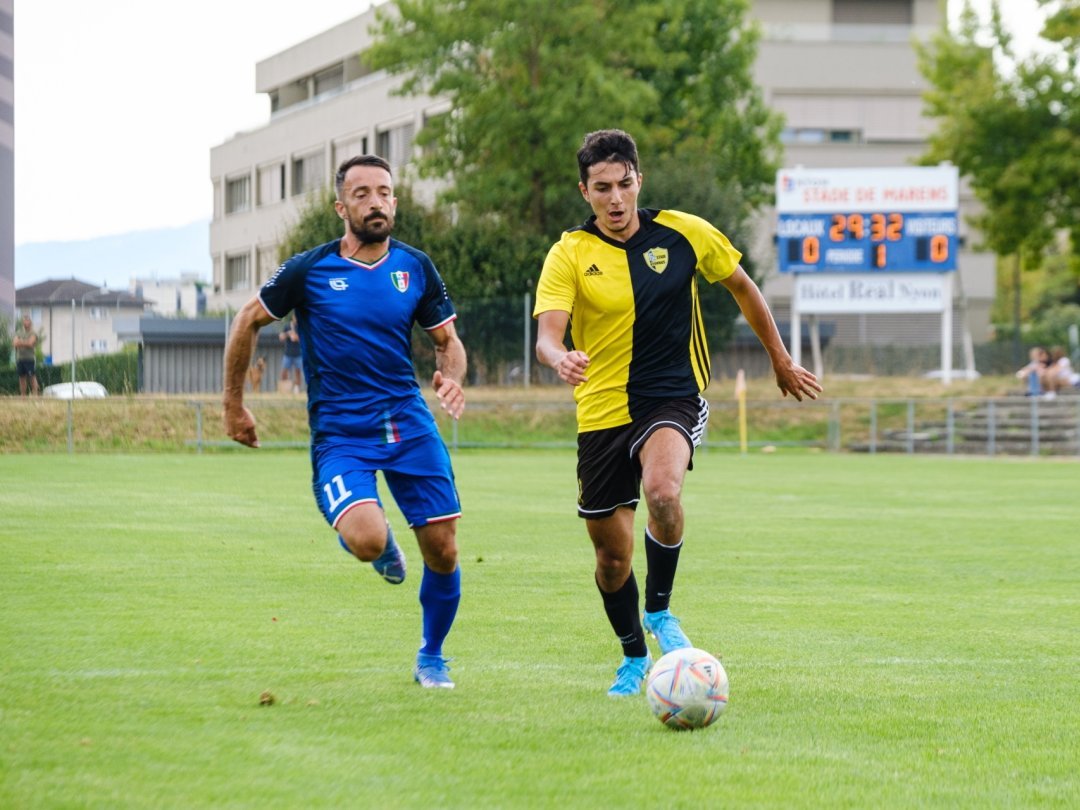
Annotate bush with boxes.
[0,350,139,395]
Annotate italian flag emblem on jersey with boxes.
[391,271,410,292]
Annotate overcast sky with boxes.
[14,1,383,247]
[13,0,1047,249]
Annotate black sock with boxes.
[597,570,648,658]
[644,528,682,614]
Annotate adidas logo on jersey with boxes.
[584,264,603,277]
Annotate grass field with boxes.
[2,450,1078,808]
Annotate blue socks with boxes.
[418,564,461,656]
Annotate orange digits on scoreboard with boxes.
[829,215,845,242]
[874,243,887,268]
[887,213,903,241]
[930,234,948,263]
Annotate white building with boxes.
[130,272,206,318]
[209,0,995,357]
[15,279,152,365]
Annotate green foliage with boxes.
[637,0,782,214]
[918,1,1080,269]
[65,346,140,395]
[367,0,780,241]
[367,0,661,236]
[277,188,341,262]
[0,314,13,368]
[995,302,1080,349]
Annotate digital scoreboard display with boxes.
[776,166,959,273]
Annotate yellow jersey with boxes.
[534,209,741,432]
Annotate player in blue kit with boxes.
[223,155,467,689]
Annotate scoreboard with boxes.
[776,166,959,273]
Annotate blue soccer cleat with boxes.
[371,523,406,584]
[607,654,651,697]
[643,609,692,655]
[414,653,455,689]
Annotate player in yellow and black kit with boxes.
[534,129,822,697]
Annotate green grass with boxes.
[2,451,1078,808]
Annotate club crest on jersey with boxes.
[329,278,348,291]
[390,271,410,293]
[644,247,669,274]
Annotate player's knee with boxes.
[416,523,458,572]
[421,541,457,573]
[595,548,631,578]
[338,526,386,562]
[643,483,682,522]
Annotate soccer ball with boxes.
[645,647,728,730]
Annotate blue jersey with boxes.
[259,238,457,445]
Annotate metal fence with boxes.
[4,392,1077,456]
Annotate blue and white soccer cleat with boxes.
[414,653,455,689]
[607,654,651,697]
[643,609,692,655]
[370,524,406,584]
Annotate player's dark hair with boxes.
[577,129,640,185]
[335,155,393,198]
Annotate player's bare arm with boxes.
[720,266,823,402]
[429,320,467,420]
[535,310,590,386]
[222,297,276,447]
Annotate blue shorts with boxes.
[282,354,302,370]
[311,432,461,529]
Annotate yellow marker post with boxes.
[735,369,747,455]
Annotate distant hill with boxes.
[15,220,211,291]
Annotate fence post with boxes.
[987,400,996,456]
[946,399,955,456]
[1076,398,1080,457]
[523,292,531,388]
[829,400,841,452]
[1030,398,1039,457]
[869,400,877,454]
[906,400,915,454]
[194,401,204,454]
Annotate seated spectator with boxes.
[1041,346,1080,398]
[1016,346,1049,397]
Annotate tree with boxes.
[917,1,1080,359]
[366,0,780,242]
[0,315,13,369]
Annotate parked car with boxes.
[42,382,109,399]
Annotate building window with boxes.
[832,0,912,25]
[376,123,415,171]
[314,64,344,97]
[291,150,325,197]
[258,163,285,206]
[90,339,109,353]
[334,136,368,168]
[780,128,862,144]
[225,254,252,292]
[89,307,108,320]
[225,175,251,214]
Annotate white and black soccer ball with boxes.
[645,647,728,730]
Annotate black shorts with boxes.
[16,359,36,377]
[576,395,709,520]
